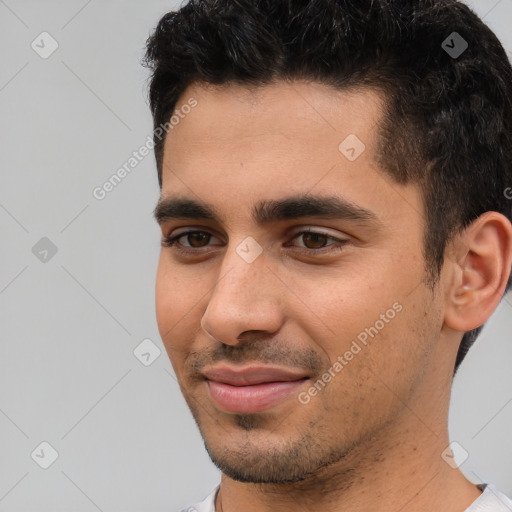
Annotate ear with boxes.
[444,211,512,333]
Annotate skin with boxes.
[154,80,512,512]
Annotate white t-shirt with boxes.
[179,483,512,512]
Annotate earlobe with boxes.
[444,212,512,333]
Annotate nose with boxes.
[200,245,284,346]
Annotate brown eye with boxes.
[287,229,349,254]
[186,232,211,247]
[162,230,222,249]
[301,232,329,249]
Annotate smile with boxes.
[202,364,311,413]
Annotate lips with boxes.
[202,365,309,386]
[202,365,310,413]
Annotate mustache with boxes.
[184,340,325,380]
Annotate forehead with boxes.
[162,80,384,177]
[159,80,423,230]
[166,80,383,150]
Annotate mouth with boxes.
[202,364,310,414]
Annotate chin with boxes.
[201,424,348,484]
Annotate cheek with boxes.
[155,258,176,335]
[287,264,434,395]
[287,265,400,353]
[155,256,207,354]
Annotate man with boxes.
[143,0,512,510]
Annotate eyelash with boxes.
[161,229,349,255]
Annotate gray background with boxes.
[0,0,511,510]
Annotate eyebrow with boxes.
[153,194,381,228]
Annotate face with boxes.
[154,81,445,484]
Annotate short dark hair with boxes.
[143,0,512,375]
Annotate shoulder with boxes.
[464,484,512,512]
[178,485,219,512]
